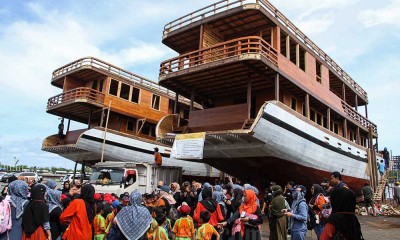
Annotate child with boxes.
[156,207,173,239]
[172,205,195,240]
[93,203,106,240]
[196,211,220,240]
[148,206,159,239]
[154,213,170,240]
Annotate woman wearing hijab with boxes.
[284,185,307,240]
[114,190,152,240]
[309,184,327,240]
[0,180,29,240]
[60,184,95,240]
[22,184,52,240]
[269,185,287,240]
[320,187,364,240]
[46,187,66,240]
[61,181,70,194]
[170,182,182,206]
[45,180,58,190]
[194,187,224,228]
[219,189,263,240]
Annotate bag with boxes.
[307,205,317,230]
[320,195,332,219]
[0,197,12,234]
[161,197,179,225]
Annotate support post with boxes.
[66,117,71,133]
[357,126,361,145]
[247,78,252,119]
[190,89,195,111]
[355,95,358,111]
[101,100,112,163]
[342,83,346,102]
[365,104,368,118]
[174,93,179,114]
[199,25,204,49]
[87,108,92,129]
[275,74,279,101]
[286,35,290,59]
[72,161,78,184]
[327,108,331,131]
[305,94,310,119]
[296,44,300,67]
[343,119,347,139]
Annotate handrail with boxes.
[160,36,277,74]
[52,57,199,108]
[341,100,377,134]
[163,0,368,101]
[47,87,105,108]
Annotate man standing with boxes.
[361,183,375,215]
[154,147,162,166]
[329,171,348,194]
[394,182,400,206]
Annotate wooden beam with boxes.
[305,93,309,119]
[174,93,179,114]
[190,88,195,111]
[357,126,361,145]
[286,35,290,59]
[355,95,358,111]
[199,24,204,49]
[365,104,368,118]
[275,74,279,101]
[343,118,347,139]
[247,78,252,119]
[327,108,331,131]
[342,83,346,102]
[296,44,300,67]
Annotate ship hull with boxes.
[200,102,373,191]
[45,128,220,178]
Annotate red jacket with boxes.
[193,201,224,227]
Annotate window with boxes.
[310,109,316,121]
[109,79,119,96]
[291,97,297,111]
[316,113,322,126]
[151,94,160,110]
[280,32,287,57]
[99,80,103,92]
[331,122,339,134]
[120,83,130,100]
[91,80,98,90]
[126,119,135,132]
[316,61,322,83]
[131,87,140,103]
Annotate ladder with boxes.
[373,160,394,202]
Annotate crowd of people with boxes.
[0,171,366,240]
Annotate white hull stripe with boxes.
[262,112,368,163]
[80,134,170,158]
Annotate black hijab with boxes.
[231,188,243,211]
[79,184,95,223]
[22,184,49,236]
[200,187,217,213]
[327,187,364,240]
[62,181,70,194]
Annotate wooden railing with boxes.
[160,36,277,74]
[52,57,197,107]
[342,100,377,133]
[47,87,105,108]
[163,0,368,100]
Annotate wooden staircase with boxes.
[373,160,393,202]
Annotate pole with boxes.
[101,100,112,163]
[72,161,78,184]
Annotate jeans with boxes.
[291,229,307,240]
[314,222,325,240]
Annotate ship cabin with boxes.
[156,0,377,150]
[42,57,199,153]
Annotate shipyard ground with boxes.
[260,215,400,239]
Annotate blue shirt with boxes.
[378,162,385,172]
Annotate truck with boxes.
[89,162,182,195]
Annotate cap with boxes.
[123,196,129,202]
[94,193,102,201]
[179,205,191,214]
[60,194,68,201]
[112,200,120,208]
[160,185,171,193]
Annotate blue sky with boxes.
[0,0,399,169]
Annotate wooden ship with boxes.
[41,57,219,179]
[155,0,381,189]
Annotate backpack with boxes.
[161,197,179,225]
[0,197,12,234]
[307,205,317,230]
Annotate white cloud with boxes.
[296,13,335,34]
[359,0,400,27]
